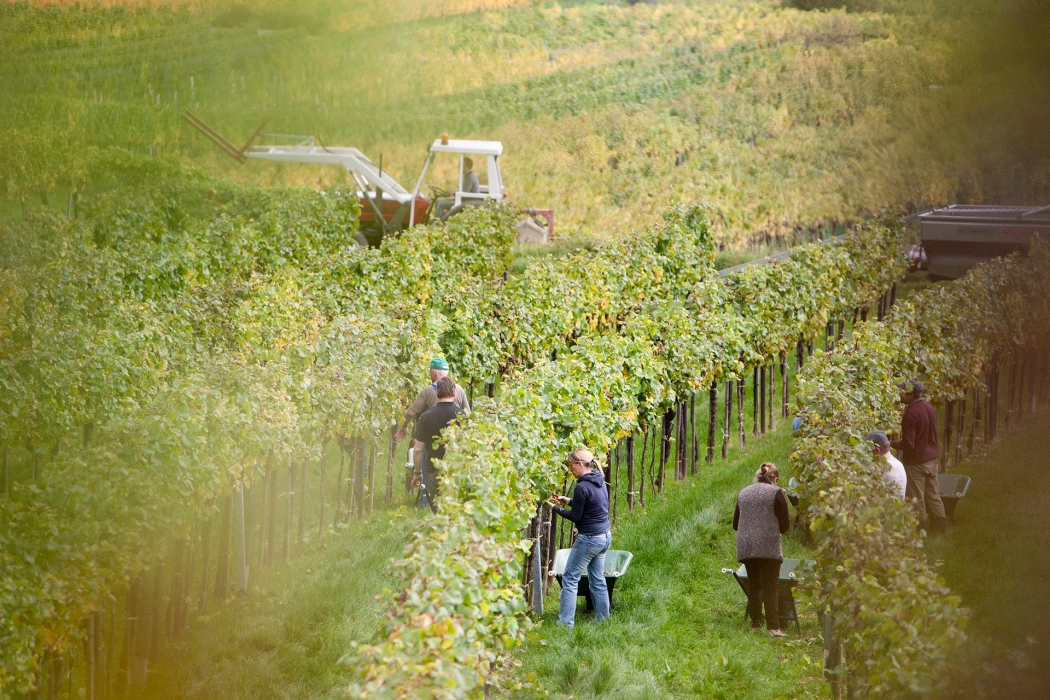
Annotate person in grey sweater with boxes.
[733,462,791,636]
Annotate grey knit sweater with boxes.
[733,482,789,562]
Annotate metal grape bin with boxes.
[938,473,972,522]
[917,205,1050,280]
[551,549,633,611]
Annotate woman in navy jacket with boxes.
[549,448,612,628]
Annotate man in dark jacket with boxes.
[412,377,465,503]
[890,379,947,531]
[549,448,612,628]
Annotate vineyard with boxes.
[4,1,1050,699]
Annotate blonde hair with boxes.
[755,462,779,484]
[568,448,601,474]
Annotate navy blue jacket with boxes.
[553,470,610,535]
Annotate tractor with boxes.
[182,112,517,246]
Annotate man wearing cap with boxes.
[394,358,470,444]
[412,376,466,503]
[866,430,907,499]
[890,380,947,530]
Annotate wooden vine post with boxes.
[637,432,647,509]
[954,398,966,465]
[235,485,248,594]
[169,539,185,638]
[759,364,767,434]
[1006,358,1017,430]
[84,614,96,700]
[675,404,686,480]
[283,464,294,564]
[752,367,759,436]
[723,379,732,459]
[706,382,716,467]
[318,438,327,536]
[690,393,698,475]
[297,458,309,552]
[767,364,775,431]
[386,426,396,503]
[658,409,672,491]
[355,438,366,519]
[255,466,269,569]
[198,515,212,613]
[968,385,980,456]
[626,435,635,513]
[121,580,137,691]
[334,446,345,525]
[737,377,745,449]
[544,502,557,590]
[265,467,278,567]
[941,401,954,472]
[368,441,376,514]
[780,354,789,418]
[214,493,233,600]
[1029,349,1039,413]
[131,571,153,686]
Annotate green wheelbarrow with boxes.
[938,474,971,523]
[551,549,633,612]
[721,558,814,635]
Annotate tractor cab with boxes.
[409,138,505,226]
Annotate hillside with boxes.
[1,0,966,245]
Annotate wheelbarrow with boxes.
[937,474,971,522]
[721,558,813,635]
[551,549,633,612]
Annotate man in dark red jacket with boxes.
[890,380,947,531]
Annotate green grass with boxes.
[133,508,422,700]
[495,404,828,699]
[930,405,1050,699]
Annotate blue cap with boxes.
[429,357,450,371]
[865,430,890,447]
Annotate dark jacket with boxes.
[553,470,610,535]
[900,399,939,464]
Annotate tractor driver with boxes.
[436,157,482,222]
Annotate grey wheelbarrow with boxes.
[551,549,633,612]
[937,474,971,523]
[721,558,814,635]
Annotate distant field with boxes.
[2,0,954,244]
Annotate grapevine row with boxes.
[792,244,1050,696]
[0,169,517,695]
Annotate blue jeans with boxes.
[558,531,611,627]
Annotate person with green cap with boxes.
[394,357,470,445]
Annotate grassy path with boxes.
[497,421,828,700]
[933,406,1050,699]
